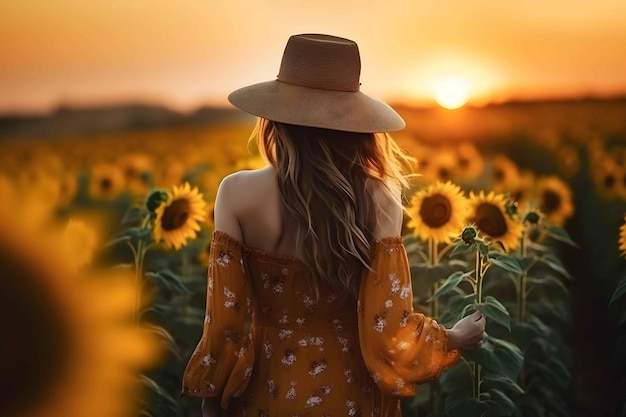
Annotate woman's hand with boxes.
[201,397,221,417]
[446,310,486,351]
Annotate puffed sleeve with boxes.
[181,231,254,408]
[358,237,461,397]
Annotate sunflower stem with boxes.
[134,214,153,325]
[428,237,441,411]
[474,249,484,402]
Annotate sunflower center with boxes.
[540,190,561,214]
[100,177,112,191]
[604,174,616,189]
[161,199,191,231]
[475,202,507,238]
[419,194,452,228]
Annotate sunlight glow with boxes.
[433,76,471,109]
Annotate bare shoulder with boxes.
[219,166,276,197]
[214,166,277,241]
[370,183,403,239]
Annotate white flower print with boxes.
[202,381,216,392]
[272,280,284,294]
[264,341,273,359]
[285,380,297,400]
[296,317,306,327]
[374,314,387,333]
[326,293,337,303]
[279,329,294,340]
[399,285,411,299]
[223,286,238,309]
[268,378,278,398]
[385,299,393,308]
[281,350,296,367]
[370,371,381,383]
[298,337,325,350]
[332,318,344,332]
[243,366,253,380]
[297,292,317,312]
[309,360,328,377]
[344,368,354,383]
[396,340,410,351]
[337,336,351,353]
[319,385,331,395]
[346,399,361,417]
[393,378,407,395]
[215,250,232,267]
[279,312,289,324]
[389,272,400,295]
[262,272,271,289]
[305,395,323,408]
[425,332,433,343]
[400,310,410,327]
[204,311,211,325]
[201,353,216,366]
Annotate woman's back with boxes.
[215,165,402,260]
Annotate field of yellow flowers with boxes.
[1,98,625,417]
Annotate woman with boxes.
[181,33,485,417]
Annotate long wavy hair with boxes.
[253,118,414,296]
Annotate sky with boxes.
[1,0,626,114]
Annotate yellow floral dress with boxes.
[181,231,460,417]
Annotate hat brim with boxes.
[228,80,405,133]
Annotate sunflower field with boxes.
[1,98,625,417]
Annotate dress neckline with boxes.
[212,230,403,266]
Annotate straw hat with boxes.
[227,34,405,133]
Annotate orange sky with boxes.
[1,0,626,114]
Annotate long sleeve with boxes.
[358,237,461,397]
[181,231,254,408]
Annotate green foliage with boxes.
[404,218,574,416]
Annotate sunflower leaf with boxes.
[145,270,190,293]
[145,324,181,359]
[122,206,146,225]
[545,226,579,248]
[477,296,511,331]
[489,255,522,275]
[431,270,473,299]
[104,233,131,248]
[449,242,476,258]
[539,252,573,279]
[609,274,626,307]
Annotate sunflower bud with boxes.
[524,211,540,224]
[506,200,518,219]
[145,190,168,213]
[461,226,478,245]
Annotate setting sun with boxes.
[433,76,471,109]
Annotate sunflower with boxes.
[535,176,575,227]
[120,153,153,196]
[406,181,469,244]
[454,142,484,181]
[153,182,208,250]
[491,154,521,194]
[509,170,536,212]
[591,155,622,200]
[617,216,626,256]
[467,191,524,252]
[89,164,126,200]
[421,148,458,184]
[0,200,159,417]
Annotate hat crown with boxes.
[277,34,361,92]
